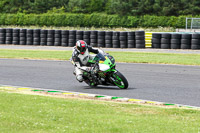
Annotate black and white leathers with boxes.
[72,46,103,82]
[72,46,100,67]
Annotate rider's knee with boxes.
[76,74,83,82]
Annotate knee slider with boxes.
[76,75,83,82]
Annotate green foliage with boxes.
[0,13,199,28]
[0,0,199,16]
[0,13,198,28]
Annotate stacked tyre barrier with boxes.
[127,32,135,48]
[0,28,146,48]
[13,29,20,45]
[112,31,120,48]
[119,32,127,48]
[152,33,200,50]
[76,31,83,41]
[161,33,171,49]
[26,29,33,45]
[47,30,54,46]
[105,31,112,48]
[20,29,26,45]
[6,28,13,44]
[151,33,161,48]
[0,29,5,44]
[98,31,105,47]
[171,34,181,49]
[181,34,191,49]
[33,29,40,45]
[191,34,200,49]
[1,28,200,50]
[83,31,90,45]
[61,30,69,47]
[68,30,76,47]
[54,30,61,46]
[135,31,145,48]
[90,31,97,47]
[40,30,47,46]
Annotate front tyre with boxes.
[111,71,128,89]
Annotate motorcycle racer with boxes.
[72,40,104,82]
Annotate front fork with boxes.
[108,69,118,84]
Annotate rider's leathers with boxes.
[72,46,103,82]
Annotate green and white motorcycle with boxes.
[71,52,129,89]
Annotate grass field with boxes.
[0,49,200,66]
[0,90,200,133]
[1,48,200,132]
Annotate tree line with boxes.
[0,0,199,16]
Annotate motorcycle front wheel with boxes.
[111,71,128,89]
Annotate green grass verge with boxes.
[0,49,200,66]
[0,91,200,133]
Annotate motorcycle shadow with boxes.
[83,85,136,90]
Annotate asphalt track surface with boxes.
[0,58,200,107]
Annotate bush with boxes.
[0,13,197,28]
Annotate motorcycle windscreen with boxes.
[94,53,106,62]
[99,64,110,71]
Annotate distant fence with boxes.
[186,18,200,30]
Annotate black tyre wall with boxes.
[12,29,20,45]
[61,30,69,47]
[181,34,191,49]
[68,30,76,47]
[191,34,200,49]
[47,30,54,46]
[105,31,113,48]
[119,32,127,48]
[135,31,145,48]
[97,31,105,47]
[90,31,97,47]
[3,28,200,51]
[5,28,13,44]
[83,31,90,45]
[54,30,61,46]
[76,31,83,41]
[33,29,40,45]
[26,29,33,45]
[40,30,47,46]
[151,33,161,48]
[127,31,135,48]
[112,31,120,48]
[19,29,27,45]
[0,28,6,44]
[160,33,171,49]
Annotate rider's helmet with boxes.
[76,40,88,55]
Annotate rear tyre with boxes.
[111,71,128,89]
